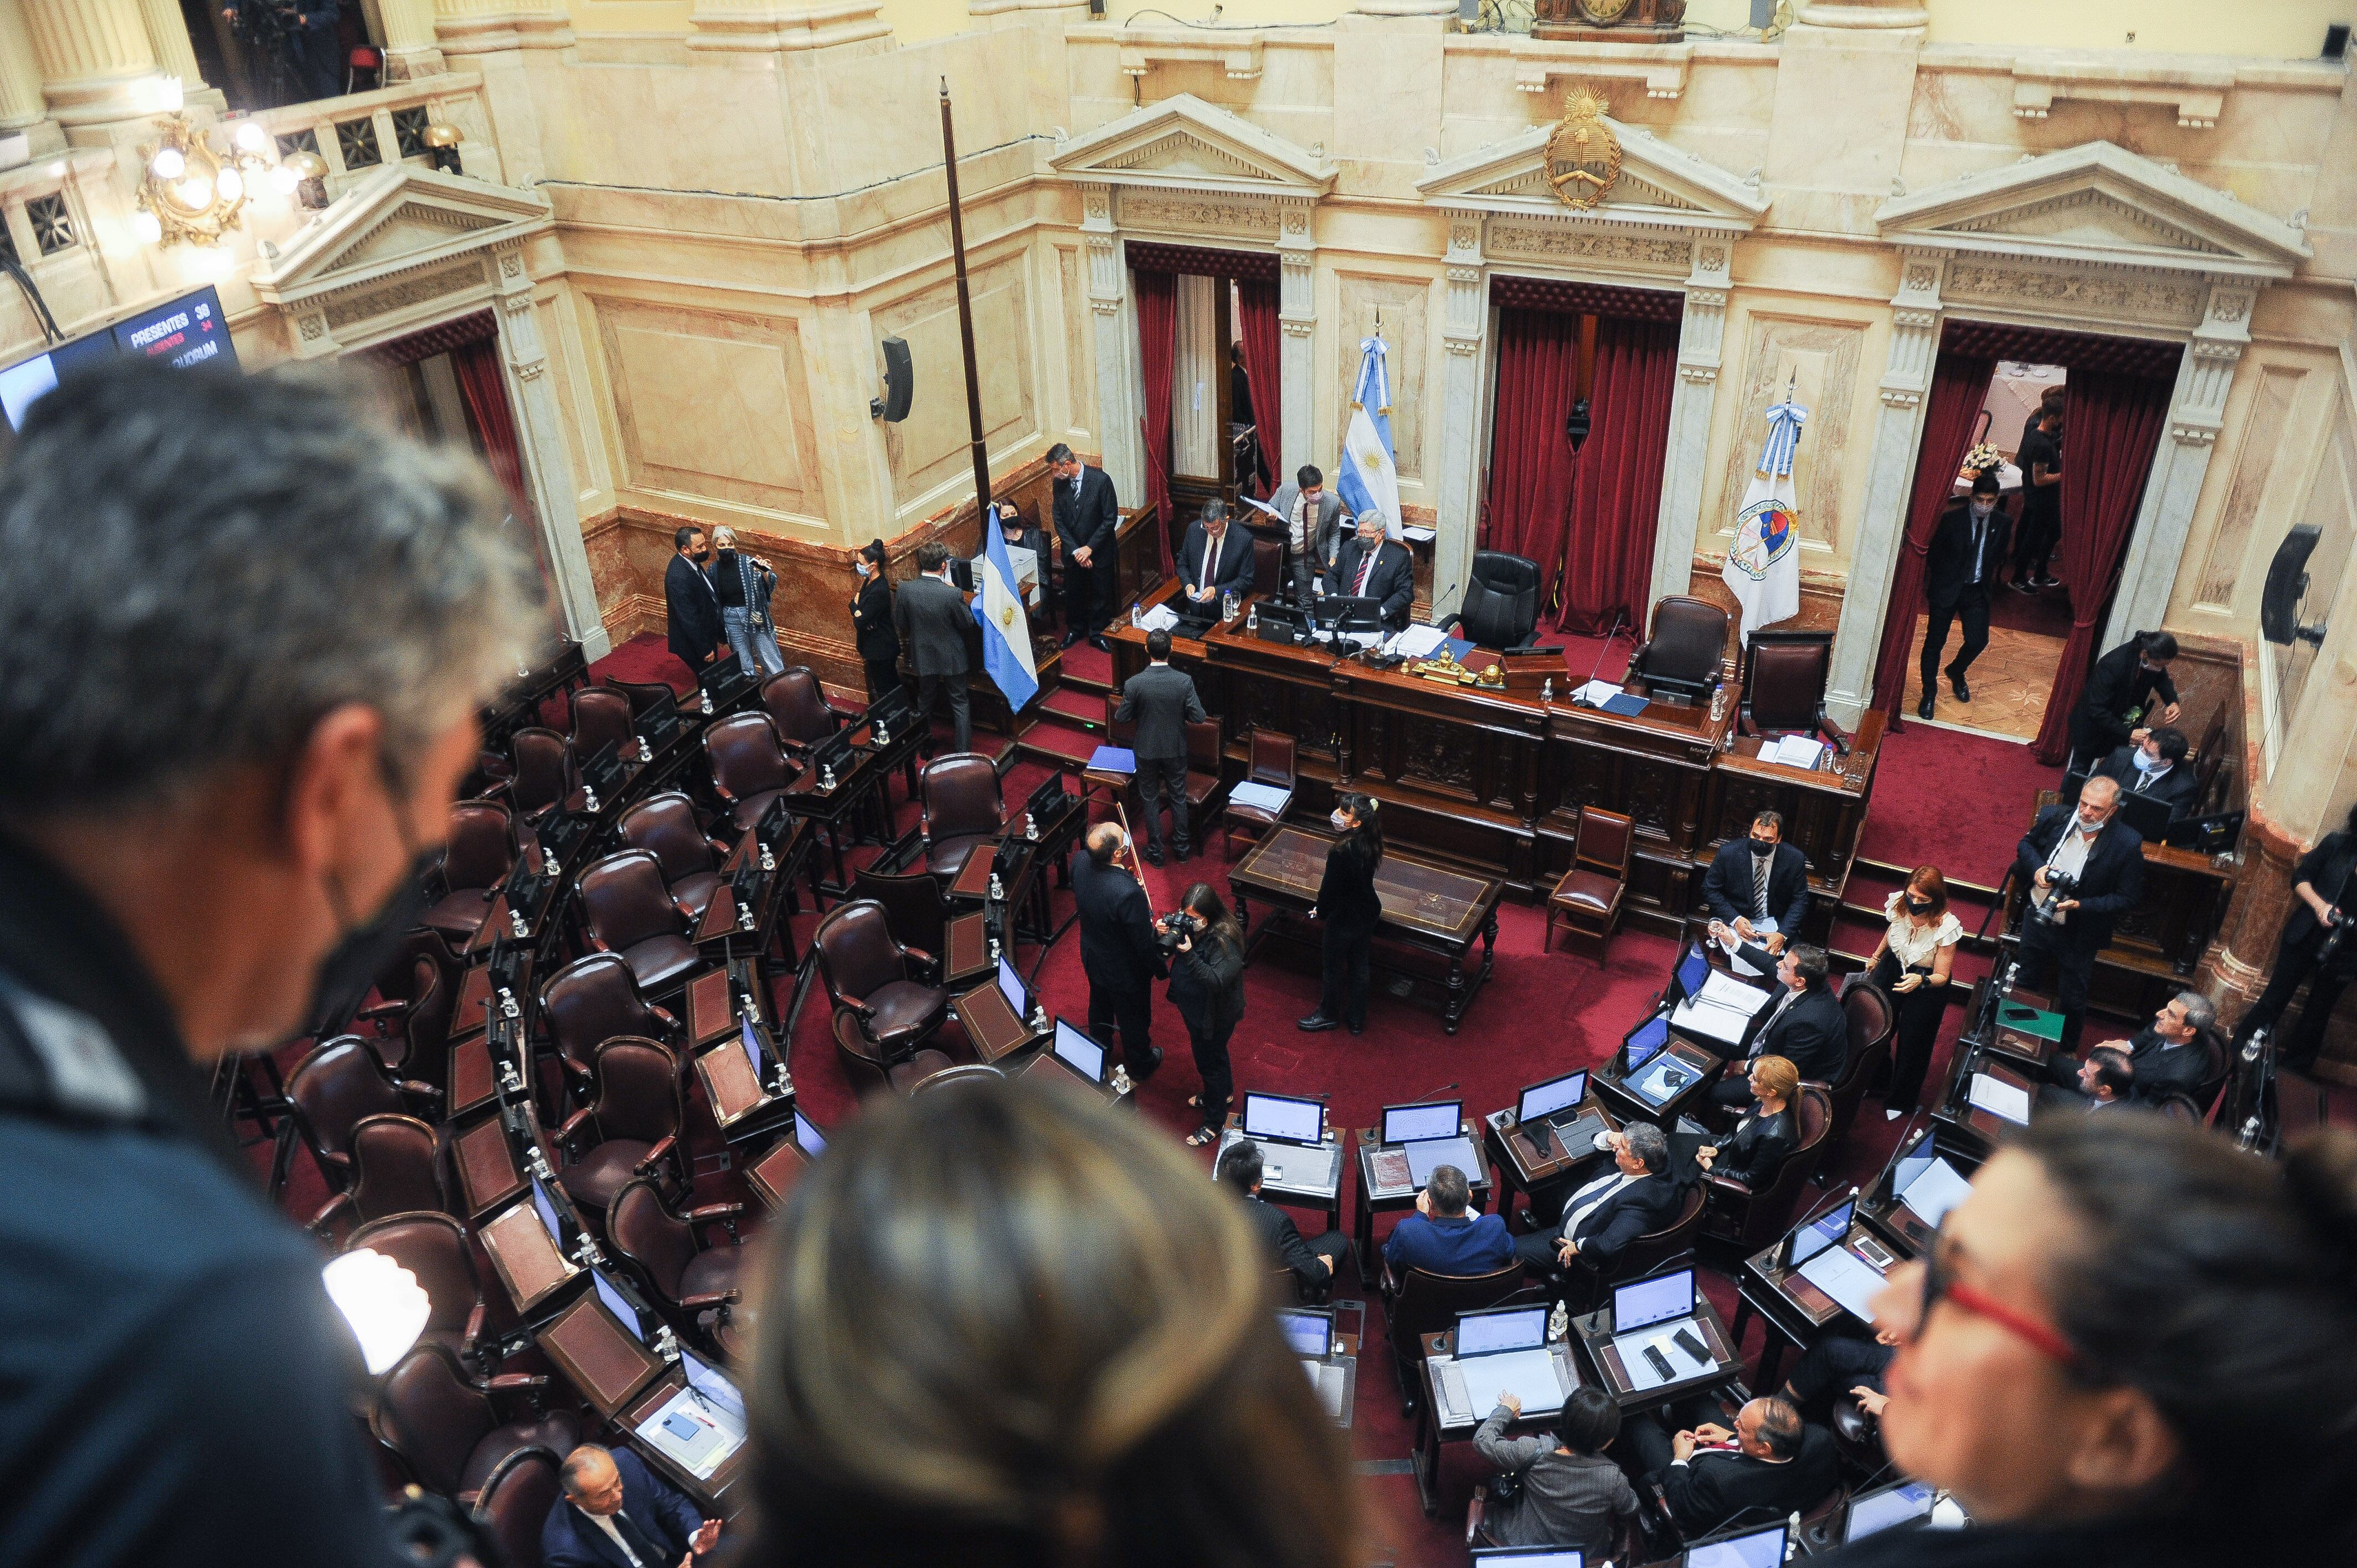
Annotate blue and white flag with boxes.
[972,522,1039,712]
[1337,336,1402,539]
[1722,394,1807,644]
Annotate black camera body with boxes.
[2030,867,2078,924]
[1156,910,1201,956]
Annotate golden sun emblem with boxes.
[997,601,1018,630]
[1543,89,1623,212]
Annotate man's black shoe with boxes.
[1916,694,1934,720]
[1143,844,1164,866]
[1175,844,1193,863]
[1088,635,1111,653]
[1131,1046,1165,1080]
[1948,669,1972,703]
[1349,1022,1364,1036]
[1298,1014,1341,1033]
[1062,631,1083,649]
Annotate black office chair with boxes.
[1435,551,1543,652]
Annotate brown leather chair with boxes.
[704,710,796,834]
[1596,1183,1707,1289]
[1384,1261,1528,1418]
[508,727,584,819]
[394,955,458,1091]
[1828,979,1895,1154]
[281,1035,441,1203]
[608,1177,747,1353]
[919,754,1004,887]
[309,1112,448,1238]
[1222,729,1296,859]
[424,802,516,950]
[1627,596,1728,704]
[605,675,677,717]
[575,849,701,995]
[347,1211,488,1371]
[907,1061,1005,1095]
[760,667,843,754]
[373,1342,579,1505]
[567,685,637,762]
[1701,1085,1834,1253]
[556,1036,687,1221]
[1184,718,1228,821]
[617,792,728,926]
[833,1019,956,1098]
[1251,535,1284,596]
[849,866,948,979]
[471,1446,562,1568]
[813,899,950,1067]
[1546,807,1633,958]
[356,929,459,1061]
[1741,629,1836,739]
[538,951,680,1101]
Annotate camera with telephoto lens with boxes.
[1156,910,1202,956]
[2031,867,2078,924]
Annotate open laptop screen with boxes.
[1053,1020,1109,1083]
[1675,941,1711,1000]
[1242,1092,1325,1147]
[1471,1552,1584,1568]
[1788,1200,1855,1267]
[1624,1012,1671,1071]
[996,956,1026,1018]
[1518,1070,1588,1125]
[794,1109,827,1155]
[1844,1481,1939,1544]
[1382,1100,1462,1146]
[1276,1309,1332,1359]
[1455,1304,1548,1358]
[1613,1268,1696,1334]
[1685,1522,1788,1568]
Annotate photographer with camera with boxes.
[223,0,346,104]
[1165,883,1246,1148]
[2012,774,2145,1053]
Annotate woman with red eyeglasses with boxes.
[1820,1115,2357,1566]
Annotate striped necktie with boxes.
[1753,853,1771,919]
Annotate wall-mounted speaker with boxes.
[871,335,913,422]
[2261,523,2329,648]
[2325,23,2349,59]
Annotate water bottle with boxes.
[699,685,714,715]
[1130,602,1143,628]
[1223,589,1239,623]
[1025,812,1039,842]
[1541,675,1554,703]
[1708,682,1727,723]
[1246,602,1259,632]
[989,871,1004,902]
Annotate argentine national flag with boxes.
[1337,336,1403,539]
[973,520,1039,713]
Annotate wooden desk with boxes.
[1482,1096,1618,1224]
[1933,1045,2036,1155]
[951,976,1042,1064]
[1230,824,1502,1034]
[452,1114,527,1219]
[948,843,997,905]
[1348,1120,1491,1282]
[480,1196,577,1314]
[1592,1035,1727,1131]
[1216,1115,1347,1234]
[1411,1328,1584,1517]
[693,1031,788,1139]
[683,969,738,1051]
[1570,1295,1741,1412]
[1730,1218,1908,1389]
[745,1136,810,1210]
[619,1366,747,1514]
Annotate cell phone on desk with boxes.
[2000,1004,2040,1023]
[1643,1345,1675,1379]
[1673,1328,1711,1365]
[663,1412,703,1441]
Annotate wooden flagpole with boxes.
[941,78,994,524]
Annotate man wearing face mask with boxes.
[2011,774,2145,1053]
[666,524,724,678]
[1701,810,1809,955]
[2092,725,2198,820]
[0,362,537,1567]
[2067,632,2181,775]
[1917,470,2011,719]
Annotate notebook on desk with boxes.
[1432,1304,1567,1426]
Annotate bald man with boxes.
[544,1444,720,1568]
[1071,820,1166,1079]
[2012,773,2145,1053]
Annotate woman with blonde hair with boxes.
[710,525,784,678]
[1696,1055,1799,1189]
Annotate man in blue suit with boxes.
[1383,1164,1512,1277]
[544,1443,722,1568]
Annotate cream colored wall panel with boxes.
[1707,310,1868,577]
[1172,271,1220,481]
[2268,398,2357,766]
[873,258,1038,507]
[1332,272,1432,487]
[2193,362,2306,612]
[1056,244,1096,445]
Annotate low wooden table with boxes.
[1229,824,1504,1034]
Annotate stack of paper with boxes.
[1968,1073,2031,1125]
[1388,625,1449,659]
[1766,735,1825,769]
[1670,968,1767,1046]
[1574,678,1624,707]
[1228,781,1291,814]
[1137,605,1180,633]
[1401,524,1438,543]
[1797,1244,1887,1321]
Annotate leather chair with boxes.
[575,850,701,995]
[373,1342,579,1505]
[1184,718,1228,823]
[2189,1031,2230,1117]
[538,951,681,1101]
[833,1017,956,1098]
[1251,535,1284,596]
[556,1037,687,1223]
[424,802,516,950]
[567,685,637,763]
[356,932,456,1069]
[760,667,843,754]
[608,1177,747,1354]
[1741,630,1838,741]
[617,792,729,926]
[1831,1397,1887,1478]
[2153,1092,2206,1123]
[919,754,1004,888]
[908,1061,1005,1095]
[508,727,584,819]
[605,675,677,717]
[1222,729,1296,859]
[1384,1261,1527,1417]
[1627,597,1728,704]
[1594,1185,1706,1290]
[347,1211,488,1371]
[471,1446,561,1568]
[704,710,797,835]
[392,953,458,1091]
[309,1112,448,1238]
[1435,551,1543,652]
[281,1035,442,1203]
[1700,1085,1834,1253]
[1828,979,1895,1155]
[1546,807,1633,958]
[848,866,948,979]
[813,899,951,1067]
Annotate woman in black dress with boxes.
[1696,1055,1798,1189]
[1299,792,1383,1036]
[1170,882,1247,1147]
[848,537,899,704]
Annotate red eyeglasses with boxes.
[1919,1230,2091,1374]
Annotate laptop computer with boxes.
[794,1108,827,1156]
[1433,1303,1566,1425]
[1841,1479,1939,1544]
[1279,1306,1351,1422]
[1382,1100,1480,1189]
[1514,1069,1604,1160]
[1613,1267,1696,1335]
[1471,1551,1585,1568]
[1684,1520,1789,1568]
[1243,1091,1326,1147]
[1669,937,1713,1007]
[1049,1019,1111,1085]
[592,1268,645,1342]
[1622,1012,1672,1075]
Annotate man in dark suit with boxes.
[1072,821,1165,1078]
[892,541,972,755]
[1701,933,1848,1101]
[1917,470,2011,719]
[1048,441,1120,651]
[1382,1163,1514,1278]
[1273,464,1347,602]
[1217,1139,1349,1299]
[663,525,723,678]
[1116,628,1207,865]
[1512,1123,1682,1301]
[2068,631,2181,772]
[2014,773,2146,1051]
[543,1443,720,1568]
[2094,725,2199,820]
[1701,810,1809,952]
[2235,802,2357,1072]
[1621,1396,1836,1539]
[2010,403,2065,591]
[2043,990,2216,1107]
[1325,510,1414,631]
[1177,499,1254,613]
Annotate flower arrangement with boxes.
[1958,442,2004,480]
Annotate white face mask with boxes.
[1970,499,1994,520]
[855,560,871,578]
[2076,809,2106,835]
[1330,809,1350,832]
[2133,746,2159,771]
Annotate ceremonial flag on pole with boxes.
[973,523,1038,713]
[1722,392,1807,644]
[1338,335,1403,538]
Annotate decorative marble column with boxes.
[377,0,446,78]
[0,0,55,133]
[132,0,200,86]
[1431,216,1488,621]
[1079,183,1143,502]
[493,245,609,660]
[1277,193,1317,484]
[1648,238,1733,610]
[1825,254,1944,724]
[19,0,161,126]
[2103,280,2252,649]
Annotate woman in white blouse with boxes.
[1869,866,1962,1118]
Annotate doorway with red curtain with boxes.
[1479,276,1682,638]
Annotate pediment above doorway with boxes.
[1050,94,1336,200]
[1417,118,1770,235]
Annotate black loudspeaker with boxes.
[2261,524,2328,648]
[2326,23,2349,59]
[871,336,913,422]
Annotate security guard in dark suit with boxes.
[893,541,973,755]
[1115,628,1206,864]
[1071,821,1165,1078]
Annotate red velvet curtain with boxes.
[1133,267,1177,574]
[2030,368,2175,765]
[1237,277,1282,497]
[1869,350,1996,728]
[1483,307,1583,613]
[1558,314,1679,635]
[450,335,559,606]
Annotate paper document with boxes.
[1696,969,1770,1015]
[1574,679,1623,707]
[1404,1134,1480,1189]
[1227,781,1291,814]
[1670,997,1749,1046]
[1137,605,1180,633]
[1767,735,1825,769]
[1797,1245,1887,1322]
[1401,525,1437,543]
[1613,1319,1711,1392]
[1389,625,1449,659]
[1450,1348,1565,1414]
[1897,1157,1972,1226]
[634,1382,746,1481]
[1240,494,1284,519]
[1629,1050,1703,1105]
[1968,1072,2031,1125]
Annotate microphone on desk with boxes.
[1400,1079,1461,1108]
[1571,611,1627,706]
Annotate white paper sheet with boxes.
[634,1383,746,1481]
[1720,918,1776,978]
[1389,625,1449,658]
[1968,1072,2032,1125]
[1670,997,1749,1046]
[1697,969,1771,1014]
[1897,1156,1973,1227]
[1240,494,1284,520]
[1401,525,1437,543]
[1227,781,1291,814]
[1767,735,1825,769]
[1797,1245,1888,1322]
[1450,1347,1567,1414]
[1575,678,1624,707]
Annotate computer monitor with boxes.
[1785,1199,1855,1268]
[680,1348,745,1421]
[1455,1303,1548,1358]
[1684,1520,1788,1568]
[1255,600,1311,642]
[1052,1019,1110,1084]
[995,956,1027,1019]
[1612,1267,1696,1334]
[1275,1307,1333,1359]
[529,1175,565,1244]
[1242,1091,1326,1147]
[2114,788,2171,841]
[1314,595,1384,633]
[1842,1479,1939,1544]
[739,1014,765,1079]
[1381,1100,1462,1146]
[1622,1012,1672,1073]
[593,1270,645,1340]
[1517,1069,1589,1126]
[1673,939,1712,1003]
[794,1108,827,1155]
[1471,1551,1584,1568]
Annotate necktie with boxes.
[1970,518,1986,583]
[613,1510,661,1567]
[1203,531,1220,592]
[1354,548,1376,596]
[1753,853,1771,920]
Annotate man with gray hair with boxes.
[0,359,539,1566]
[1324,508,1414,631]
[1513,1122,1684,1304]
[545,1442,720,1567]
[2042,989,2216,1107]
